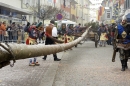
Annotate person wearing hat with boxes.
[114,14,130,71]
[24,22,43,66]
[42,20,61,61]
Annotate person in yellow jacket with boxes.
[98,25,108,47]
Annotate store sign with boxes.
[105,10,111,20]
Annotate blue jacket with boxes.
[117,24,130,44]
[24,25,38,39]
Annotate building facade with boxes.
[99,0,126,24]
[0,0,91,25]
[0,0,30,25]
[75,0,91,26]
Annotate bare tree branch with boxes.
[22,2,67,24]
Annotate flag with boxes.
[53,0,56,3]
[99,6,102,16]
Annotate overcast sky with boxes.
[89,0,103,4]
[89,0,103,21]
[89,0,103,8]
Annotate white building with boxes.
[0,0,91,26]
[76,0,91,26]
[0,0,61,25]
[0,0,31,25]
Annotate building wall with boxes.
[0,0,91,25]
[82,0,89,23]
[60,0,71,20]
[98,6,104,21]
[0,0,24,24]
[124,0,130,10]
[22,0,41,24]
[0,0,21,8]
[100,0,125,24]
[119,0,125,16]
[75,0,90,26]
[70,3,76,21]
[75,0,82,24]
[0,0,38,24]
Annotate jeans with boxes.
[13,36,17,42]
[29,58,36,64]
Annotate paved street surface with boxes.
[0,41,130,86]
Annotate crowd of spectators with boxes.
[0,21,44,44]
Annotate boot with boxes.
[125,59,128,69]
[53,54,61,61]
[121,60,125,71]
[42,55,47,60]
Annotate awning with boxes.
[0,2,31,15]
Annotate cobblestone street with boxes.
[0,41,130,86]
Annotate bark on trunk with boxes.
[0,26,91,68]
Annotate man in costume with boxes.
[113,14,130,71]
[98,24,108,47]
[74,23,81,34]
[60,24,67,35]
[24,22,42,66]
[42,20,61,61]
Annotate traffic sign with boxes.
[56,13,63,20]
[22,16,26,21]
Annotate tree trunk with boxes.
[0,26,91,68]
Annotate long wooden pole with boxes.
[0,26,90,68]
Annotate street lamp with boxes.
[38,0,40,23]
[9,12,12,25]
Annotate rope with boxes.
[0,43,16,67]
[5,43,16,67]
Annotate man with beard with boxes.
[114,14,130,71]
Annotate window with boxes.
[23,0,27,4]
[107,13,110,18]
[26,0,30,4]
